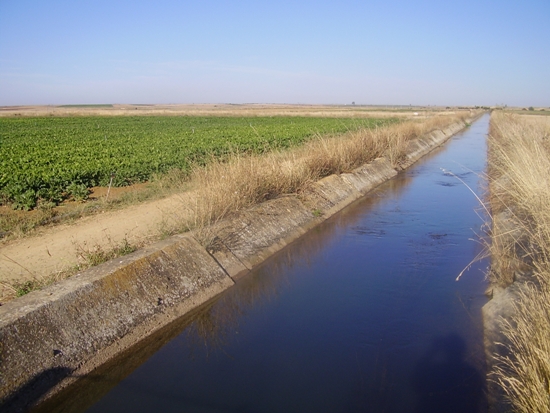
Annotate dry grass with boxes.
[493,278,550,413]
[487,112,550,412]
[0,103,473,118]
[181,114,469,233]
[488,113,550,286]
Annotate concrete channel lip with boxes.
[0,116,480,411]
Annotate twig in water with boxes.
[441,168,492,220]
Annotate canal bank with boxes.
[481,113,550,413]
[0,114,482,411]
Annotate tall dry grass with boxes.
[182,114,470,231]
[488,112,550,412]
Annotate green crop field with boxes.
[0,116,393,210]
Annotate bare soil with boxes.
[0,188,191,298]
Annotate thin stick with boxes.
[1,253,36,277]
[105,173,114,202]
[441,168,492,219]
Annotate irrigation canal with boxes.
[36,115,491,413]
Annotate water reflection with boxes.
[412,334,486,413]
[185,173,415,354]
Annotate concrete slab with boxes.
[301,174,362,217]
[0,235,233,405]
[342,158,397,194]
[206,196,317,272]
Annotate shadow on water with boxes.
[0,367,72,413]
[412,334,486,413]
[28,303,218,413]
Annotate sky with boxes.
[0,0,548,107]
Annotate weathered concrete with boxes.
[0,116,478,411]
[206,196,319,277]
[0,236,234,408]
[342,158,398,195]
[399,124,465,170]
[302,174,363,216]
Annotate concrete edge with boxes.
[0,115,478,409]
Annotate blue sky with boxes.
[0,0,548,106]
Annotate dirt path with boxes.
[0,192,192,290]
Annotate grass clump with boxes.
[487,112,550,412]
[74,236,138,268]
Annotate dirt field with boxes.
[0,103,456,118]
[1,190,190,284]
[0,104,471,302]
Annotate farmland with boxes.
[0,115,393,210]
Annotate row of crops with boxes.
[0,116,393,210]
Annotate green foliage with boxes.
[14,280,39,297]
[66,182,89,202]
[11,189,37,211]
[528,106,535,111]
[76,237,137,268]
[0,116,393,209]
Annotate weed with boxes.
[74,236,138,269]
[14,280,40,297]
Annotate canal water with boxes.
[37,115,490,413]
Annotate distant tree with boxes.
[352,102,355,105]
[528,106,535,111]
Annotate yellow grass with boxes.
[182,114,469,233]
[488,112,550,412]
[0,103,470,118]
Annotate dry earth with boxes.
[0,191,192,290]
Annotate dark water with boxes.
[38,115,490,413]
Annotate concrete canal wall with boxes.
[0,115,480,409]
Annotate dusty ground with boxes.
[0,189,192,295]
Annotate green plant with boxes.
[0,116,394,209]
[66,182,89,202]
[74,236,138,268]
[14,280,40,297]
[11,189,38,211]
